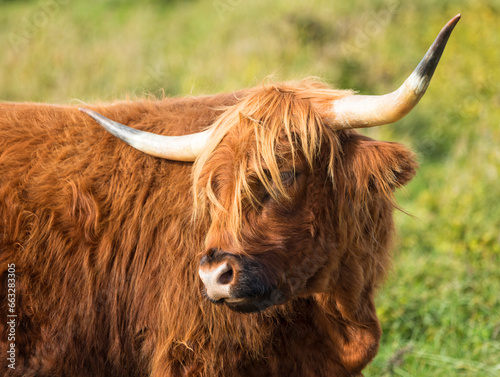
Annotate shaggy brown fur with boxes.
[0,79,417,376]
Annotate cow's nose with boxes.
[198,257,235,301]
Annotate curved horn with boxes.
[79,108,213,161]
[329,14,461,129]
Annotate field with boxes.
[0,0,499,375]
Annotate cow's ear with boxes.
[340,132,418,193]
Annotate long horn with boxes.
[329,14,461,129]
[79,108,213,161]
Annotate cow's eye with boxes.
[255,170,300,205]
[279,171,298,188]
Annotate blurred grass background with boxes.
[0,0,499,375]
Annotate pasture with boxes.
[0,0,498,375]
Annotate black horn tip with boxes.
[414,14,461,84]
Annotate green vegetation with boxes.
[0,0,498,375]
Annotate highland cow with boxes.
[0,15,460,377]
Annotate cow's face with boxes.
[198,144,321,313]
[194,84,417,313]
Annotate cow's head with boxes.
[81,16,459,313]
[190,81,420,313]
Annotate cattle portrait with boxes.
[2,3,492,377]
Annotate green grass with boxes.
[1,0,499,375]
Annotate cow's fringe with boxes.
[192,78,353,245]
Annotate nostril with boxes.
[218,267,234,285]
[199,261,236,301]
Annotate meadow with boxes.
[0,0,499,375]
